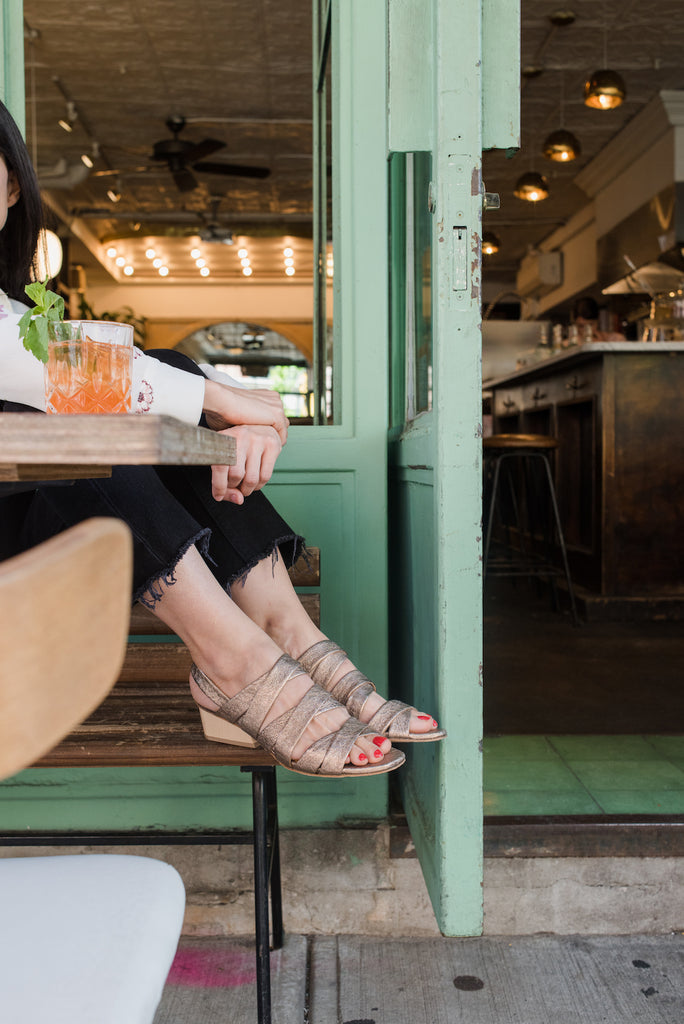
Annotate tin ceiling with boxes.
[20,0,684,295]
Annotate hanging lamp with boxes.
[482,231,501,255]
[543,74,581,162]
[543,128,582,162]
[514,171,549,203]
[584,68,626,109]
[584,16,625,110]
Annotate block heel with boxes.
[197,706,260,748]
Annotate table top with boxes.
[0,413,237,482]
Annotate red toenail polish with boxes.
[417,715,432,720]
[358,753,368,762]
[432,720,438,728]
[373,750,382,758]
[372,737,385,747]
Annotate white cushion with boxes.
[0,854,185,1024]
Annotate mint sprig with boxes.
[17,279,65,363]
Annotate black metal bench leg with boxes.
[251,768,272,1024]
[265,768,283,950]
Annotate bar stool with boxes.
[483,433,579,624]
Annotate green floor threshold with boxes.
[484,735,684,816]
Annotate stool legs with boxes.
[538,455,579,625]
[484,450,579,624]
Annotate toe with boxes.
[410,711,439,735]
[354,733,391,763]
[348,742,371,767]
[348,732,394,765]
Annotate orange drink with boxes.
[45,320,134,414]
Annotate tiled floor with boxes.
[484,734,684,815]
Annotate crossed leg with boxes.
[145,544,392,766]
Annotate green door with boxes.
[387,0,519,935]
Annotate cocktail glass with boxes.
[45,320,134,414]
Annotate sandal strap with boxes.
[294,717,374,775]
[191,653,306,735]
[298,640,349,683]
[329,670,376,718]
[257,681,340,761]
[365,700,415,738]
[299,640,378,718]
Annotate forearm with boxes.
[202,378,288,443]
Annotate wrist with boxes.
[202,379,223,415]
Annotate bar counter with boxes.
[486,342,684,614]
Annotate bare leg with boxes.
[230,552,440,737]
[146,545,387,766]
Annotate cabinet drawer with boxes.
[549,362,602,405]
[493,387,523,418]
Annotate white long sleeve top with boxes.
[0,291,207,423]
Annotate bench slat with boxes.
[34,677,276,768]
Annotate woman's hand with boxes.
[203,379,288,445]
[211,424,283,504]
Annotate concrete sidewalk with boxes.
[155,932,683,1023]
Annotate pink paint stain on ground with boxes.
[167,944,257,988]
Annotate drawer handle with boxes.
[565,375,586,392]
[532,387,547,401]
[503,397,517,410]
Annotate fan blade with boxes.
[193,161,271,179]
[172,166,199,192]
[183,138,226,162]
[92,166,154,177]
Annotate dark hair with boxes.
[574,296,599,322]
[0,100,44,301]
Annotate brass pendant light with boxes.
[543,75,581,162]
[514,171,549,203]
[482,231,501,255]
[584,16,626,110]
[584,68,626,110]
[543,128,582,162]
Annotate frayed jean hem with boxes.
[135,527,212,609]
[225,533,306,594]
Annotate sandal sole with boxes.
[198,706,406,776]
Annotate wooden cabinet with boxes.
[488,344,684,603]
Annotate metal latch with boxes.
[483,190,500,211]
[453,226,468,292]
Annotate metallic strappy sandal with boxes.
[191,653,405,777]
[298,641,447,743]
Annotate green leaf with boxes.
[24,280,47,306]
[18,278,64,364]
[17,308,33,337]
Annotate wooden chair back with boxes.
[0,518,132,779]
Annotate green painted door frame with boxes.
[0,0,24,132]
[387,0,519,935]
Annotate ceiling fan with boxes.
[150,115,271,193]
[94,116,271,194]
